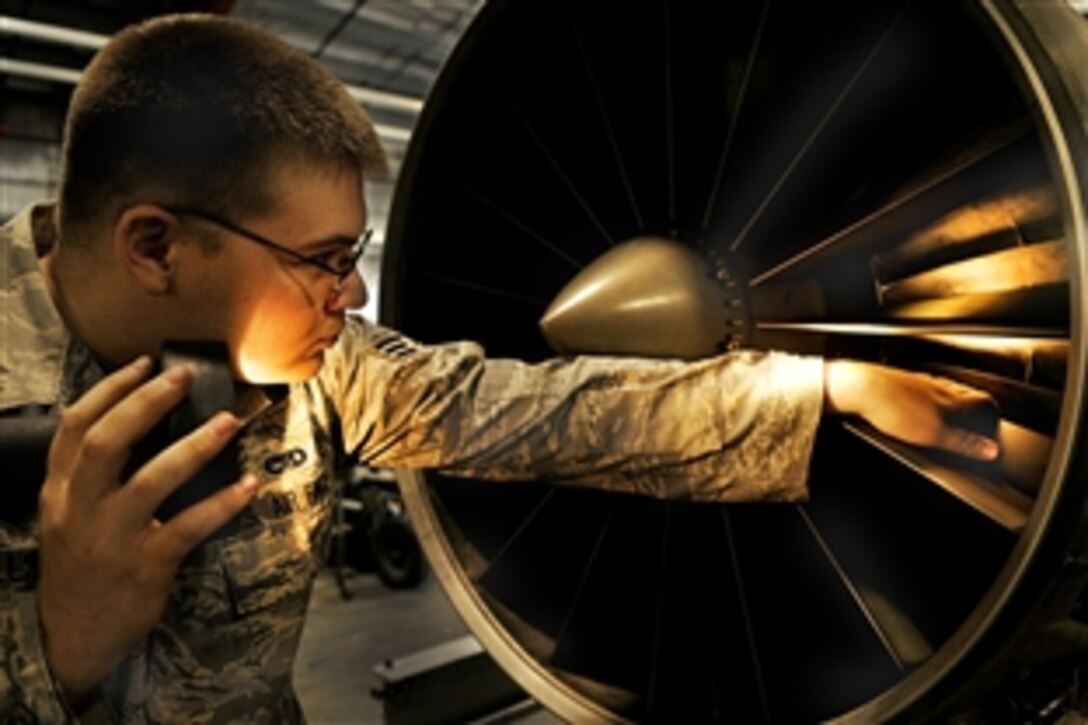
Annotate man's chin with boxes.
[236,351,325,384]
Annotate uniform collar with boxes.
[1,202,101,410]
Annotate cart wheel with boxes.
[373,518,426,589]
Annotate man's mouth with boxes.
[315,329,342,348]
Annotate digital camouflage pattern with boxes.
[1,203,824,722]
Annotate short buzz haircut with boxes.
[58,13,389,245]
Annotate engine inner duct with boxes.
[380,0,1088,721]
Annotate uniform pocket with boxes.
[168,558,233,629]
[220,529,318,617]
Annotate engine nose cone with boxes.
[539,236,744,359]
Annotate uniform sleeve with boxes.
[1,529,73,723]
[317,319,825,503]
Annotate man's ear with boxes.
[113,205,184,294]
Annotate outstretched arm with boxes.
[321,321,1000,504]
[320,321,825,502]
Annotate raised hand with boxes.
[36,356,258,702]
[824,359,1000,461]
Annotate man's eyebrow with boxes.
[299,234,360,252]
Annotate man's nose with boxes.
[327,269,368,312]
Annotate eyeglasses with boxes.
[165,206,372,289]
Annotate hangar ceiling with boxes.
[1,0,480,137]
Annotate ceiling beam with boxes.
[0,14,424,116]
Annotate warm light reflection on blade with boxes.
[756,323,1069,386]
[920,333,1068,355]
[994,419,1052,493]
[887,284,1066,322]
[921,335,1069,385]
[748,122,1032,288]
[755,321,1065,339]
[879,239,1068,304]
[871,187,1059,277]
[843,421,1032,532]
[856,586,934,666]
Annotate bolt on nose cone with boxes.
[539,236,739,359]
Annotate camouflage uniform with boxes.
[1,202,825,723]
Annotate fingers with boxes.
[66,365,194,505]
[936,377,999,411]
[932,377,1000,457]
[49,356,155,480]
[937,426,1000,461]
[115,411,243,532]
[152,474,259,564]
